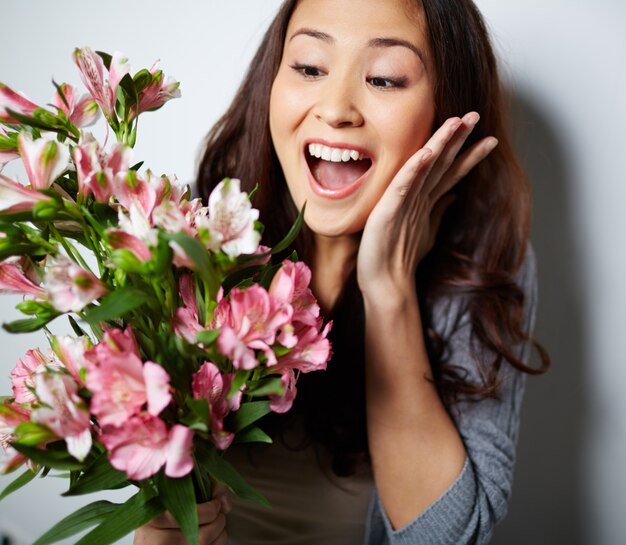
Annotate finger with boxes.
[199,512,227,544]
[422,112,480,196]
[212,482,233,514]
[134,526,188,544]
[197,499,223,524]
[148,511,180,529]
[431,136,499,203]
[385,146,432,202]
[148,500,222,529]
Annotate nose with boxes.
[313,72,364,128]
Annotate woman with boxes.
[135,0,549,543]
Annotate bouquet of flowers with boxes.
[0,48,331,545]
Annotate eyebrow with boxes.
[289,28,426,65]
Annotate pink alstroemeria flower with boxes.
[73,136,132,202]
[114,170,158,218]
[106,230,152,262]
[269,368,297,414]
[275,320,332,374]
[44,255,107,313]
[32,373,92,461]
[52,82,100,128]
[270,260,320,327]
[192,361,242,450]
[172,274,205,344]
[201,179,260,257]
[217,284,293,370]
[0,83,39,123]
[50,335,91,386]
[73,48,129,120]
[0,259,46,298]
[132,61,181,118]
[85,327,172,426]
[100,415,193,480]
[18,133,70,191]
[0,173,51,214]
[0,403,31,473]
[10,348,61,405]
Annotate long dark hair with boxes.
[197,0,549,476]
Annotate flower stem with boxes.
[49,224,94,274]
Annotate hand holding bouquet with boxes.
[0,47,331,545]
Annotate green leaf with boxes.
[64,453,128,496]
[133,69,152,94]
[228,370,251,399]
[118,73,138,122]
[222,264,265,294]
[83,287,151,323]
[155,473,199,545]
[0,468,39,502]
[96,51,113,69]
[164,232,221,295]
[11,442,84,471]
[186,397,210,422]
[226,400,271,432]
[271,203,305,255]
[233,425,273,445]
[194,329,220,346]
[68,315,87,337]
[74,490,165,545]
[197,442,270,508]
[3,315,57,333]
[32,500,118,545]
[246,377,284,397]
[13,422,57,446]
[108,248,148,274]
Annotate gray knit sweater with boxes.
[364,246,537,545]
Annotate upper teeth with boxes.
[308,144,362,162]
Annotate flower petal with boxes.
[165,425,194,478]
[143,361,172,416]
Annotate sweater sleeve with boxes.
[365,245,538,545]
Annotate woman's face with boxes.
[269,0,436,238]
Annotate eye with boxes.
[368,76,407,89]
[290,64,325,79]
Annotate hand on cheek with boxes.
[356,112,499,297]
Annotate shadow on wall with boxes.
[491,90,587,545]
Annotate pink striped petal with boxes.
[18,134,70,190]
[107,230,152,261]
[51,83,76,115]
[73,47,114,118]
[71,95,100,127]
[0,262,45,297]
[0,173,50,213]
[0,83,39,123]
[143,361,171,416]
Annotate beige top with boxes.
[224,417,373,545]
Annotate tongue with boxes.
[312,159,371,190]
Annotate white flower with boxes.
[204,178,260,257]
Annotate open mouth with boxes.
[304,142,373,197]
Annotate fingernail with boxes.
[485,137,499,150]
[467,113,480,127]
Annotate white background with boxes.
[0,1,624,544]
